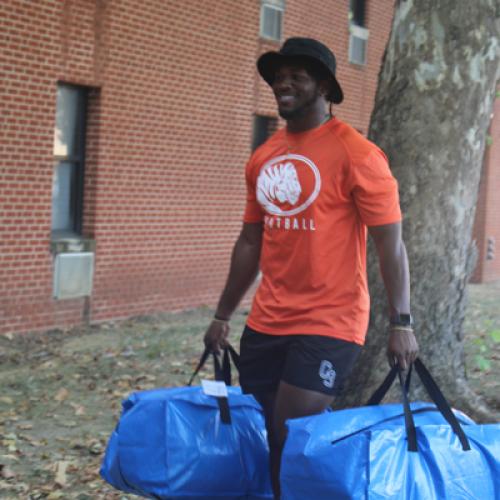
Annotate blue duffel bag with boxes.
[281,359,500,500]
[101,346,273,499]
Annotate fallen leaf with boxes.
[12,481,29,493]
[0,464,15,479]
[60,420,77,428]
[117,380,132,389]
[47,492,64,499]
[26,439,43,447]
[40,360,56,369]
[29,489,45,499]
[54,460,69,487]
[70,440,85,450]
[121,346,137,357]
[54,388,69,402]
[135,374,157,383]
[69,403,86,415]
[66,463,79,473]
[88,480,101,489]
[16,423,33,430]
[2,436,17,453]
[0,397,13,405]
[88,440,103,455]
[18,433,38,444]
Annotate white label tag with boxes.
[201,379,228,398]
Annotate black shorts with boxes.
[239,325,362,396]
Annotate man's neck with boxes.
[286,103,329,133]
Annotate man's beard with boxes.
[277,92,321,121]
[278,107,300,120]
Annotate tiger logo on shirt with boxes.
[256,154,321,231]
[256,154,321,218]
[257,161,302,207]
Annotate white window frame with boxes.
[348,24,370,66]
[260,0,285,41]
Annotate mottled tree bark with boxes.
[337,0,500,421]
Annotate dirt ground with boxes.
[0,282,499,499]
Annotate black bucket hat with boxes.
[257,37,344,104]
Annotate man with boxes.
[203,37,418,498]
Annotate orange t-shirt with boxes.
[243,117,402,345]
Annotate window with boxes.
[260,0,284,41]
[350,0,366,27]
[348,0,369,65]
[52,83,88,237]
[252,115,278,151]
[348,25,369,65]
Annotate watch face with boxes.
[391,313,413,326]
[400,314,412,324]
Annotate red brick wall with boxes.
[0,0,394,335]
[471,92,500,283]
[0,1,94,334]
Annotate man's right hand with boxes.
[203,319,230,354]
[202,222,262,354]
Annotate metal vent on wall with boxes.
[349,25,369,65]
[53,252,94,299]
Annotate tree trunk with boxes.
[336,0,500,422]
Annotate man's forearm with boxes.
[369,223,411,318]
[369,223,418,368]
[377,240,411,317]
[215,227,262,320]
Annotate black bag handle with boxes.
[366,365,398,406]
[397,368,418,452]
[367,364,412,406]
[187,347,211,386]
[353,367,418,451]
[225,344,241,372]
[366,358,471,452]
[222,344,241,384]
[187,345,241,425]
[187,344,239,386]
[413,359,470,451]
[331,405,476,447]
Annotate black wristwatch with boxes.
[390,313,413,327]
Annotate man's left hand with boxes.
[387,328,418,370]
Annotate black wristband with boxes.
[390,313,413,327]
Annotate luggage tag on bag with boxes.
[201,379,228,398]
